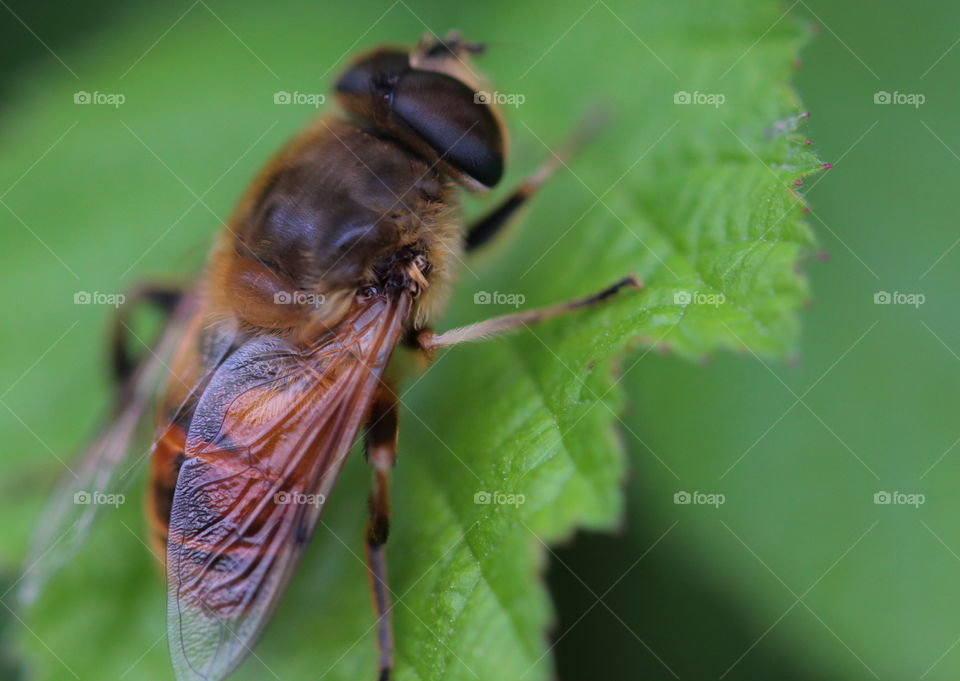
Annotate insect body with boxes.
[23,32,638,681]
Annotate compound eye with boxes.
[390,69,504,187]
[335,50,410,98]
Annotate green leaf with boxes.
[0,1,820,679]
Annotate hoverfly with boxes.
[23,31,638,681]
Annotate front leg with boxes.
[464,109,606,252]
[364,380,400,681]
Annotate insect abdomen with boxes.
[147,422,187,560]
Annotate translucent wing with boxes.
[166,293,410,681]
[18,293,222,605]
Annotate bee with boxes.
[22,31,639,681]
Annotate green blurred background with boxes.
[1,0,957,679]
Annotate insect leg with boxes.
[111,283,182,387]
[364,381,399,681]
[418,275,641,351]
[464,109,606,251]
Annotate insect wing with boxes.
[19,294,204,606]
[166,293,409,681]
